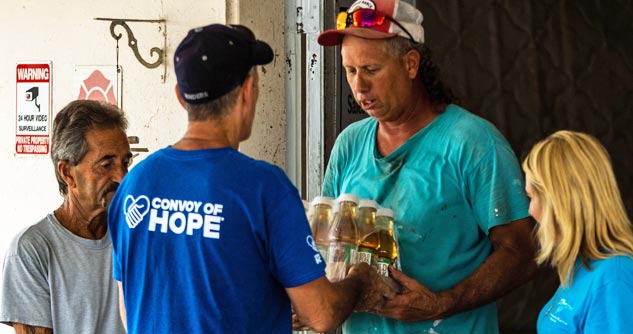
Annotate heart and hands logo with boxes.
[124,195,150,228]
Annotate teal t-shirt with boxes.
[322,104,529,334]
[537,256,633,334]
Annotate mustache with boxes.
[105,182,120,194]
[101,182,120,208]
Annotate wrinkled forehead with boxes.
[340,35,392,61]
[83,127,130,156]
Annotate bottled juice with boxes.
[376,208,397,277]
[308,196,334,261]
[326,194,359,281]
[356,199,378,267]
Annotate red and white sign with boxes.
[16,62,52,156]
[73,65,121,107]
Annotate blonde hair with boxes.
[522,130,633,286]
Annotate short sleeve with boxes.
[0,234,53,328]
[266,188,326,288]
[466,140,530,234]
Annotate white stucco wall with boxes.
[227,1,289,165]
[0,0,286,331]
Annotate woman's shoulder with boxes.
[590,255,633,282]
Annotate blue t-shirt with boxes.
[108,147,325,334]
[322,105,529,334]
[537,256,633,334]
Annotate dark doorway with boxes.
[415,1,633,333]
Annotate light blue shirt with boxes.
[322,104,529,334]
[537,256,633,334]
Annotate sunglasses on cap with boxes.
[336,8,416,43]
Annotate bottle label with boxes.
[356,248,375,266]
[377,258,392,277]
[326,243,356,281]
[350,247,357,265]
[327,243,356,263]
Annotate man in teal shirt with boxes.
[318,0,537,333]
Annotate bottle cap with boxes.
[376,208,394,218]
[337,193,359,205]
[359,199,378,209]
[311,196,334,207]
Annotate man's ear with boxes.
[175,84,187,110]
[241,75,256,106]
[404,49,421,80]
[58,160,75,190]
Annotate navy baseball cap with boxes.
[174,24,274,104]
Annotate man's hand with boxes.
[372,266,452,322]
[347,262,398,312]
[292,310,311,331]
[372,218,537,322]
[288,263,398,331]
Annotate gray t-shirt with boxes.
[0,213,125,334]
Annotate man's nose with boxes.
[112,162,128,182]
[351,74,369,93]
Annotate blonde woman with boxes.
[523,130,633,333]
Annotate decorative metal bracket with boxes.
[95,18,166,82]
[128,136,149,161]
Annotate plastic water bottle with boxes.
[308,196,334,261]
[356,199,378,268]
[376,208,398,276]
[326,194,359,281]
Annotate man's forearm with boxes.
[12,323,53,334]
[290,263,395,332]
[437,217,538,317]
[437,244,537,317]
[317,275,365,330]
[373,218,537,322]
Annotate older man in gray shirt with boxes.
[0,100,131,334]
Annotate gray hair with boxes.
[186,67,257,121]
[51,100,128,196]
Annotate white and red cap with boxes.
[318,0,424,46]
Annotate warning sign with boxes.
[16,62,52,156]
